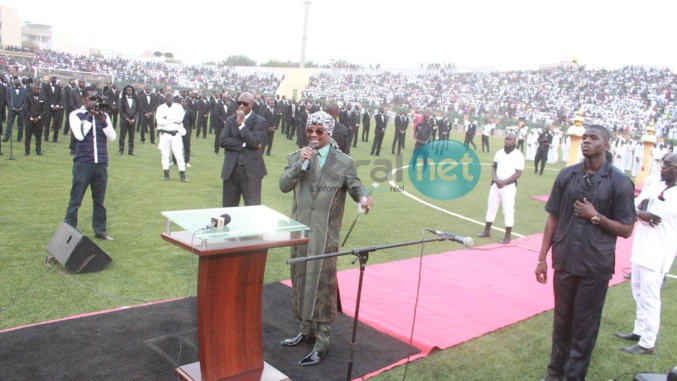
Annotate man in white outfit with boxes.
[614,153,677,355]
[156,91,188,182]
[476,132,524,244]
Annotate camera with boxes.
[87,94,113,113]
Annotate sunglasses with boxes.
[581,173,593,201]
[305,128,326,136]
[237,101,250,107]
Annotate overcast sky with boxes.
[5,0,675,70]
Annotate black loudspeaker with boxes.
[47,223,112,273]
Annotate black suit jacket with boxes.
[138,92,157,117]
[375,113,388,133]
[198,99,211,117]
[220,113,268,181]
[119,95,139,120]
[70,87,84,110]
[41,83,63,107]
[362,111,370,127]
[332,121,351,154]
[263,106,275,129]
[25,93,45,119]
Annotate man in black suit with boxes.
[209,91,221,135]
[297,101,311,149]
[0,75,7,125]
[138,86,157,144]
[188,92,199,130]
[25,85,45,155]
[351,105,360,148]
[371,107,387,156]
[68,79,88,154]
[464,120,477,150]
[104,84,119,129]
[361,108,371,142]
[274,94,284,130]
[286,98,299,141]
[41,76,64,142]
[62,79,76,137]
[392,111,407,155]
[196,93,210,139]
[180,98,195,166]
[219,92,268,207]
[4,77,27,143]
[118,85,138,156]
[213,94,228,155]
[279,95,289,135]
[327,102,350,154]
[262,99,276,156]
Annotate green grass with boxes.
[1,125,675,380]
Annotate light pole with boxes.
[300,1,311,68]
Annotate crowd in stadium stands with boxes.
[1,49,283,94]
[304,65,677,137]
[0,48,676,138]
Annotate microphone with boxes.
[426,229,474,248]
[301,142,317,172]
[204,214,231,230]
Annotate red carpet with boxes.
[326,231,635,379]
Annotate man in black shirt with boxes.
[534,127,553,175]
[535,125,636,381]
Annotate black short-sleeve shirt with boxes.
[545,160,636,277]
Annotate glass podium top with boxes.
[162,205,309,241]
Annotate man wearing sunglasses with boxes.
[279,111,374,366]
[535,125,636,381]
[219,92,268,207]
[613,153,677,356]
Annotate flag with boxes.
[572,57,579,64]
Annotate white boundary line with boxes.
[387,163,525,238]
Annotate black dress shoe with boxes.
[118,151,123,156]
[24,152,29,156]
[128,152,137,156]
[620,344,654,355]
[280,333,315,346]
[36,151,42,155]
[94,234,114,241]
[613,332,640,341]
[298,349,327,366]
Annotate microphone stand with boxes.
[287,236,449,381]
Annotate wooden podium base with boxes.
[176,361,290,381]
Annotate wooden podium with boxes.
[161,206,309,381]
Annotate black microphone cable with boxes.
[400,229,430,381]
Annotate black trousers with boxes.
[535,147,549,174]
[196,115,208,138]
[119,120,135,153]
[464,134,476,150]
[392,131,404,154]
[351,126,359,147]
[263,130,275,155]
[214,126,224,154]
[547,270,610,380]
[222,164,262,207]
[362,124,370,142]
[139,115,155,143]
[371,131,384,155]
[25,120,43,153]
[481,135,490,152]
[517,139,524,152]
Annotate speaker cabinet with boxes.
[47,223,112,273]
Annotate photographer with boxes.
[64,87,116,241]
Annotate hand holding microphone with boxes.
[301,142,317,172]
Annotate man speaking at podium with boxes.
[279,111,374,366]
